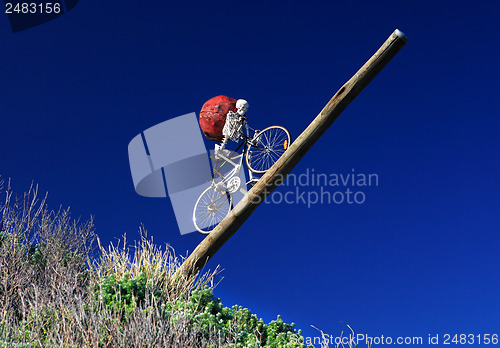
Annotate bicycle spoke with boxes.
[193,186,232,234]
[246,126,291,174]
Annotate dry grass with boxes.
[0,180,224,347]
[310,324,361,348]
[94,227,220,305]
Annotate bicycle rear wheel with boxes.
[193,185,233,234]
[246,126,291,174]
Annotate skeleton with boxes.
[215,99,249,158]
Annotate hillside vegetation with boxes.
[0,181,314,347]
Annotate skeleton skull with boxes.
[236,99,249,115]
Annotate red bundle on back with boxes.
[199,95,237,142]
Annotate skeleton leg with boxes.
[214,136,229,159]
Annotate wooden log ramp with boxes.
[175,29,408,280]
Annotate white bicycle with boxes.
[193,107,291,234]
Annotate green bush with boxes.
[163,286,310,347]
[96,272,163,321]
[94,274,311,347]
[0,183,315,347]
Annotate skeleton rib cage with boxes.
[222,111,243,142]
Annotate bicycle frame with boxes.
[194,114,292,234]
[209,119,259,194]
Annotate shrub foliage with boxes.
[0,180,312,347]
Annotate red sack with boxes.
[199,95,237,142]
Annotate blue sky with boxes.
[1,0,499,345]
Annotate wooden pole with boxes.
[177,29,408,278]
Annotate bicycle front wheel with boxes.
[193,185,233,234]
[246,126,291,174]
